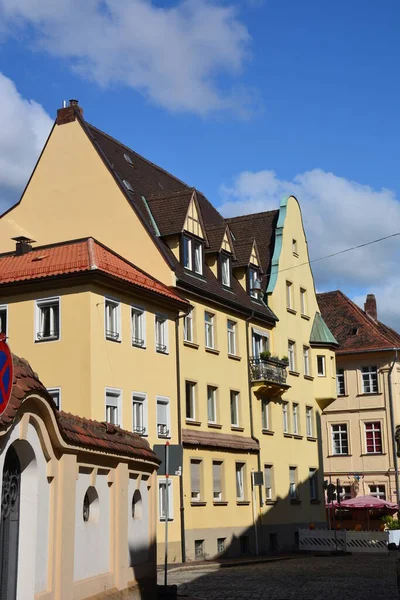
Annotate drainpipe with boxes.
[387,349,400,509]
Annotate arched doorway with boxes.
[0,445,21,600]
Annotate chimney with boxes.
[56,99,84,125]
[364,293,377,321]
[12,236,35,256]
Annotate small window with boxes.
[261,398,269,430]
[252,330,269,357]
[105,388,121,425]
[155,315,168,353]
[0,305,7,336]
[306,406,313,437]
[235,462,245,501]
[362,366,378,393]
[332,424,348,455]
[248,267,260,298]
[159,480,173,521]
[341,485,352,500]
[83,486,99,523]
[292,239,298,255]
[286,281,293,310]
[36,297,60,341]
[369,485,386,500]
[264,465,274,501]
[156,396,170,438]
[289,467,298,500]
[207,385,217,424]
[123,179,134,192]
[131,307,145,347]
[185,381,196,421]
[132,393,147,435]
[365,421,382,454]
[288,341,296,372]
[183,236,192,271]
[124,153,133,165]
[303,346,310,376]
[205,312,215,349]
[317,355,325,376]
[300,288,307,315]
[132,490,143,520]
[105,298,120,341]
[221,254,231,287]
[190,459,202,502]
[47,387,61,410]
[292,403,299,435]
[227,320,237,355]
[336,368,345,395]
[183,311,194,343]
[213,461,223,502]
[193,241,203,275]
[282,402,289,433]
[309,468,318,501]
[217,537,226,554]
[230,390,240,427]
[194,539,205,559]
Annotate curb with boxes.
[163,554,296,574]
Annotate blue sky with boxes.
[0,0,400,326]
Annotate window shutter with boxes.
[290,468,296,484]
[265,467,271,489]
[191,461,201,492]
[213,462,221,494]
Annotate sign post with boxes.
[164,442,170,587]
[251,471,263,556]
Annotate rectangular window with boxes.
[185,381,196,421]
[205,312,215,349]
[190,459,202,501]
[194,241,203,275]
[306,406,314,437]
[183,311,193,342]
[289,467,298,500]
[156,397,170,438]
[0,305,7,336]
[155,315,168,353]
[159,480,173,521]
[221,255,231,287]
[340,485,352,500]
[332,424,348,455]
[227,320,236,355]
[369,485,386,500]
[317,355,325,376]
[131,307,145,347]
[249,268,259,298]
[286,281,293,309]
[292,403,299,435]
[36,297,60,341]
[105,298,120,341]
[230,391,239,426]
[183,236,192,270]
[309,468,318,501]
[194,540,205,559]
[252,330,269,357]
[132,393,147,435]
[365,421,382,454]
[47,387,61,410]
[105,388,121,425]
[217,538,225,554]
[213,461,223,502]
[264,465,273,501]
[300,288,307,315]
[235,462,245,500]
[282,402,289,433]
[288,341,296,371]
[362,366,378,393]
[303,346,310,376]
[336,368,346,395]
[261,399,269,430]
[207,385,217,423]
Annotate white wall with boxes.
[128,474,150,566]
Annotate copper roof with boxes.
[182,429,260,452]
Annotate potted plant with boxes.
[281,356,289,365]
[382,515,400,545]
[259,350,271,361]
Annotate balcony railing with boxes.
[249,357,288,387]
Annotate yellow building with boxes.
[0,100,338,561]
[318,291,400,504]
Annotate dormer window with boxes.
[221,254,231,287]
[182,235,203,276]
[194,241,203,275]
[248,267,260,298]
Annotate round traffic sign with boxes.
[0,335,13,416]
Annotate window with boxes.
[159,480,173,521]
[123,179,133,192]
[292,403,299,435]
[341,485,352,500]
[235,463,245,500]
[300,288,307,315]
[221,254,231,287]
[317,355,325,376]
[105,298,120,341]
[212,461,223,502]
[369,485,386,500]
[362,366,378,393]
[252,330,269,357]
[47,387,61,410]
[217,538,225,554]
[36,297,60,341]
[306,406,314,437]
[289,467,298,500]
[230,391,239,427]
[185,381,196,421]
[132,393,147,435]
[105,388,121,425]
[292,239,298,255]
[332,424,348,455]
[227,320,236,355]
[303,346,310,376]
[194,241,203,275]
[336,368,346,395]
[130,307,145,347]
[207,385,217,423]
[190,459,202,501]
[155,315,168,353]
[365,421,382,454]
[288,341,296,371]
[261,399,269,430]
[183,236,192,270]
[194,540,205,559]
[205,312,215,349]
[249,267,260,298]
[156,397,170,438]
[0,305,7,336]
[282,402,289,433]
[183,311,193,342]
[309,468,318,501]
[286,281,293,309]
[182,236,203,275]
[264,465,273,501]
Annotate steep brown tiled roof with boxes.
[182,429,259,452]
[146,190,194,236]
[317,290,400,354]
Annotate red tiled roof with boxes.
[1,353,158,463]
[317,290,400,354]
[182,429,259,452]
[0,237,187,307]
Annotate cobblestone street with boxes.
[162,554,400,600]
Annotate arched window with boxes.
[132,489,143,520]
[82,486,99,523]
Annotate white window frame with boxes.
[303,346,310,376]
[155,314,169,354]
[190,459,202,502]
[361,366,378,394]
[289,466,298,500]
[185,381,196,421]
[132,392,148,436]
[227,320,237,355]
[230,390,240,427]
[292,403,299,435]
[249,267,259,298]
[158,479,173,521]
[183,311,194,343]
[288,340,296,372]
[47,387,61,410]
[286,281,293,309]
[183,236,193,271]
[369,485,386,500]
[264,465,273,501]
[35,297,61,342]
[207,385,217,424]
[105,387,122,426]
[306,406,313,437]
[309,468,318,501]
[156,395,171,438]
[252,329,269,357]
[235,462,245,501]
[261,398,269,430]
[221,254,231,287]
[336,368,346,395]
[0,304,8,337]
[300,288,307,315]
[364,421,382,454]
[212,461,223,502]
[282,402,289,433]
[193,240,203,275]
[317,355,326,377]
[205,311,215,349]
[331,423,348,455]
[131,306,146,348]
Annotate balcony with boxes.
[249,357,290,397]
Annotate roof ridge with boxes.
[226,209,279,222]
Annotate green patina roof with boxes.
[310,312,338,346]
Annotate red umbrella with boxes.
[340,495,397,510]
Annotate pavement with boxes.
[159,553,400,599]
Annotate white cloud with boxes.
[0,0,253,116]
[219,169,400,330]
[0,72,52,212]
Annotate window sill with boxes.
[208,423,222,429]
[328,453,351,457]
[132,343,146,350]
[183,341,199,349]
[156,350,169,355]
[337,394,349,398]
[205,347,220,355]
[213,501,228,506]
[190,501,207,507]
[317,374,326,378]
[310,499,321,505]
[307,436,318,442]
[265,500,278,506]
[289,370,300,377]
[228,354,242,361]
[159,518,174,522]
[186,419,202,427]
[262,429,275,436]
[361,453,385,456]
[35,337,60,344]
[236,500,250,506]
[304,374,314,381]
[105,337,121,343]
[356,393,382,397]
[231,426,244,432]
[290,499,302,505]
[293,252,299,258]
[293,434,303,440]
[286,308,297,315]
[183,269,207,282]
[283,433,293,438]
[301,313,310,321]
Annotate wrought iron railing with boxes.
[249,357,288,385]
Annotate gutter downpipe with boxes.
[388,349,400,510]
[175,306,192,564]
